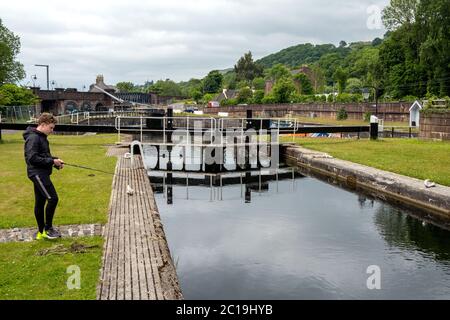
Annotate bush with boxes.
[363,111,372,122]
[252,90,264,104]
[261,94,276,104]
[335,93,363,103]
[220,98,238,106]
[237,87,253,104]
[336,108,348,120]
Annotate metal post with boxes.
[370,116,378,140]
[140,116,143,142]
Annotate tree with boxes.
[116,81,135,92]
[293,73,314,95]
[149,79,182,96]
[271,77,296,103]
[333,67,349,94]
[202,70,223,94]
[237,87,253,104]
[339,40,347,48]
[0,19,25,84]
[252,77,265,90]
[0,83,39,106]
[382,0,419,31]
[265,64,291,82]
[234,51,264,82]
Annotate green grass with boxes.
[0,133,117,229]
[291,115,408,127]
[0,237,103,300]
[284,137,450,186]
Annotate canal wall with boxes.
[282,144,450,223]
[419,111,450,140]
[204,102,411,122]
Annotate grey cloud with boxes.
[4,0,388,88]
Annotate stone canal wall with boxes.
[419,111,450,140]
[282,144,450,223]
[204,102,411,122]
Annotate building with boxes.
[89,75,118,93]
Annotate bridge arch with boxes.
[64,100,79,113]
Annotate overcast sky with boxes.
[2,0,388,90]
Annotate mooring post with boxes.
[370,115,379,140]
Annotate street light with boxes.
[363,86,379,116]
[362,88,370,101]
[35,64,49,90]
[31,74,37,87]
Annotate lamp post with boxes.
[35,64,49,90]
[31,74,37,87]
[363,86,379,116]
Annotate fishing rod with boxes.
[62,162,126,177]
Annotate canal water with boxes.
[148,168,450,300]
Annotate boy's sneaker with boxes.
[45,227,62,239]
[35,231,45,240]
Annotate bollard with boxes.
[370,115,378,140]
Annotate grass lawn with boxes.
[284,137,450,186]
[0,132,117,229]
[291,115,409,127]
[0,236,103,300]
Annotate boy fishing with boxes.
[23,113,64,240]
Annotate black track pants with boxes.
[29,175,59,233]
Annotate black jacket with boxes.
[23,126,57,177]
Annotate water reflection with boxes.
[374,204,450,261]
[149,169,450,299]
[149,168,301,205]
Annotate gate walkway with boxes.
[97,148,182,300]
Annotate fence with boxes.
[0,105,38,123]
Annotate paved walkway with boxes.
[96,149,182,300]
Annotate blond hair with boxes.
[37,113,57,125]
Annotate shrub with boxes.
[261,94,276,104]
[336,108,348,120]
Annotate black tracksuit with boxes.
[23,127,59,233]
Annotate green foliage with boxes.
[0,19,25,84]
[0,83,39,106]
[237,87,253,104]
[293,73,314,95]
[220,98,238,106]
[257,43,344,69]
[201,93,216,104]
[234,51,264,82]
[252,90,265,104]
[345,78,363,93]
[265,64,291,82]
[336,108,348,120]
[261,94,277,104]
[333,67,348,94]
[377,0,450,98]
[252,77,265,90]
[149,79,183,96]
[202,70,223,94]
[382,0,419,31]
[271,77,296,103]
[335,93,363,103]
[190,88,203,103]
[115,81,135,93]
